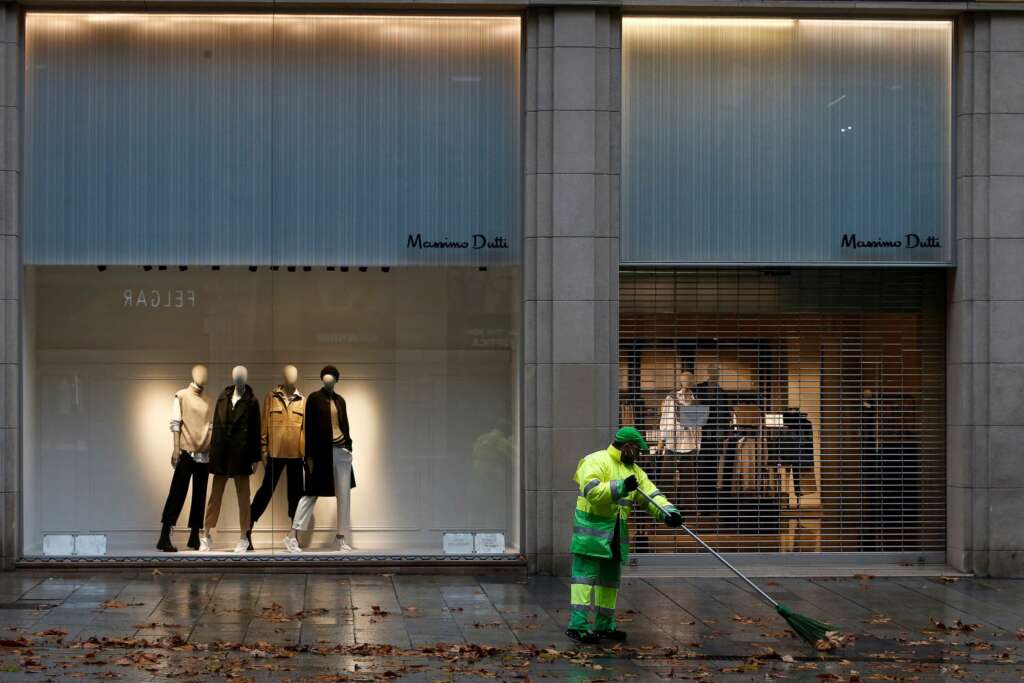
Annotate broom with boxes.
[635,487,839,649]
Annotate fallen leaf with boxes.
[929,618,979,633]
[864,615,892,625]
[937,576,959,584]
[102,600,144,609]
[0,638,31,647]
[732,614,763,625]
[815,631,854,652]
[33,629,68,637]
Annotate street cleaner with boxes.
[566,427,683,644]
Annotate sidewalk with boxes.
[0,570,1021,681]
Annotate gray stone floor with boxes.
[0,570,1021,681]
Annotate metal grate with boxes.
[620,268,946,555]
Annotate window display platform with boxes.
[17,550,526,569]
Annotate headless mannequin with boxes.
[286,371,353,551]
[158,364,213,552]
[248,365,303,548]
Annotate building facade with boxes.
[0,1,1021,577]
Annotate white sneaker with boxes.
[282,536,301,554]
[199,533,212,552]
[338,538,353,552]
[233,539,250,553]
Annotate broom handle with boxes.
[634,487,779,609]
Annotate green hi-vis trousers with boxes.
[567,553,622,632]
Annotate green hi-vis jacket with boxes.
[571,445,678,564]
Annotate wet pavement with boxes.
[0,570,1022,681]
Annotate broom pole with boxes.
[635,488,780,609]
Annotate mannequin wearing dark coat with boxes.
[302,388,356,496]
[209,385,261,476]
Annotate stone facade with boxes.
[524,8,620,576]
[1,4,1023,577]
[0,2,18,572]
[949,12,1024,578]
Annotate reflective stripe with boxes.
[595,606,616,616]
[573,525,614,540]
[570,604,594,614]
[609,479,621,500]
[597,580,620,589]
[582,479,601,496]
[615,498,633,507]
[571,576,597,585]
[648,489,662,499]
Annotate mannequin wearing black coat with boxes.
[209,384,261,476]
[302,388,356,497]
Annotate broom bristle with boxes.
[776,603,835,647]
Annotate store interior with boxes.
[619,271,946,555]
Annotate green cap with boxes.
[614,426,649,452]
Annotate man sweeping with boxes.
[566,427,683,644]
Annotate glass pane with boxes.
[622,18,952,264]
[23,266,519,557]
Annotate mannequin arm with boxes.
[249,398,261,471]
[339,397,353,451]
[170,396,182,467]
[259,393,271,462]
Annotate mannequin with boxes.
[286,365,356,553]
[694,362,731,511]
[202,366,261,553]
[157,364,214,552]
[249,365,306,550]
[656,371,705,484]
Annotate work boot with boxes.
[156,524,177,553]
[186,529,201,550]
[595,629,628,642]
[565,629,600,645]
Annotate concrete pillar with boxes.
[950,13,1024,577]
[0,3,18,571]
[523,7,620,575]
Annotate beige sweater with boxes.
[172,383,214,454]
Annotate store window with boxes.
[22,13,521,558]
[619,269,945,555]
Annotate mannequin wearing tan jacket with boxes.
[248,365,306,549]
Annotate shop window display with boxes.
[23,267,519,557]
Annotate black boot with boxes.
[595,629,628,642]
[246,530,255,552]
[156,524,177,553]
[565,629,600,645]
[186,529,201,550]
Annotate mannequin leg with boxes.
[160,451,195,528]
[204,474,229,534]
[333,448,353,545]
[233,476,252,542]
[292,495,317,532]
[249,458,284,528]
[186,460,210,532]
[285,459,303,521]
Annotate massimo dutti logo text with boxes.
[841,233,942,250]
[407,233,510,250]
